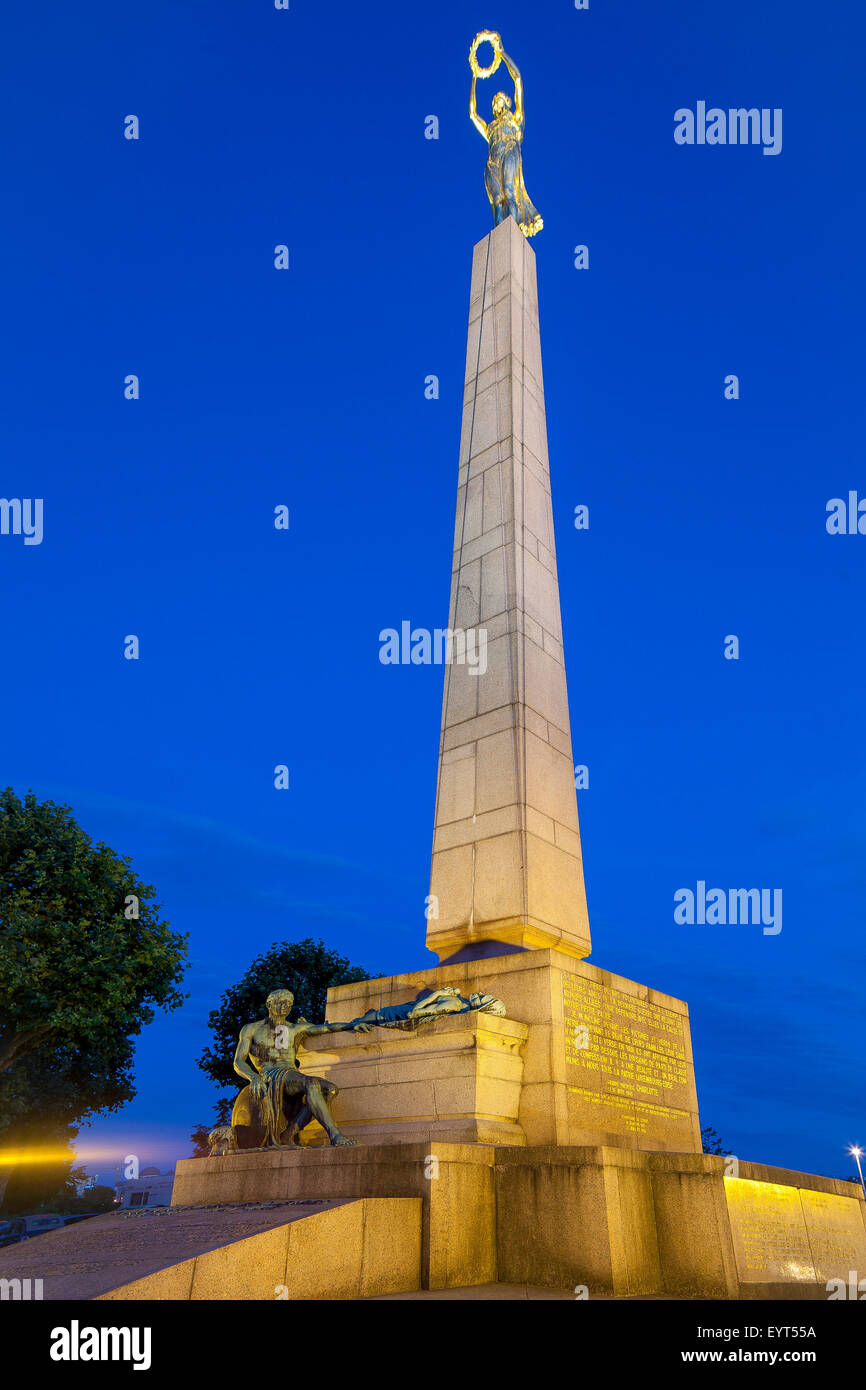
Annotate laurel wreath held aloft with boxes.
[469,31,503,80]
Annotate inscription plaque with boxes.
[800,1187,866,1284]
[725,1179,815,1284]
[562,974,697,1149]
[725,1177,866,1285]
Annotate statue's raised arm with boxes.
[469,30,499,140]
[468,31,542,238]
[469,69,488,140]
[498,45,524,125]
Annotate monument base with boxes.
[299,1011,529,1147]
[7,1146,860,1300]
[302,950,702,1154]
[171,1143,866,1299]
[0,1197,423,1302]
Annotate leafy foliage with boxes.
[701,1124,731,1156]
[0,1120,80,1215]
[189,1122,211,1157]
[196,938,373,1122]
[0,788,188,1141]
[72,1184,116,1214]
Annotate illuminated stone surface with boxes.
[0,1197,422,1301]
[427,215,591,964]
[167,1146,866,1298]
[725,1176,866,1288]
[6,1149,862,1299]
[314,950,701,1152]
[298,1010,529,1147]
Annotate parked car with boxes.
[63,1212,105,1227]
[0,1213,65,1247]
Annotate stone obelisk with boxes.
[310,37,696,1162]
[427,216,591,965]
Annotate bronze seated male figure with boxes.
[230,988,366,1149]
[224,984,507,1151]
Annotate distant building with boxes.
[113,1166,174,1209]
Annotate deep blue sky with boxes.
[2,0,864,1185]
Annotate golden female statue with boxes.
[469,31,543,238]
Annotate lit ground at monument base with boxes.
[4,1144,862,1300]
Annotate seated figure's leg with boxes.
[283,1082,340,1144]
[303,1075,356,1147]
[231,1084,267,1150]
[281,1101,312,1145]
[279,1091,315,1146]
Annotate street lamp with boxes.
[849,1146,866,1201]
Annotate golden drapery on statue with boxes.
[469,31,543,238]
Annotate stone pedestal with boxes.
[172,1143,499,1293]
[313,949,702,1154]
[167,1145,866,1299]
[7,1146,860,1301]
[0,1197,423,1302]
[428,216,591,964]
[299,1011,528,1147]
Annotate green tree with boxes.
[0,788,187,1088]
[701,1124,731,1156]
[0,1121,79,1215]
[0,1051,130,1213]
[197,938,372,1122]
[189,1122,211,1157]
[0,788,188,1199]
[67,1184,116,1215]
